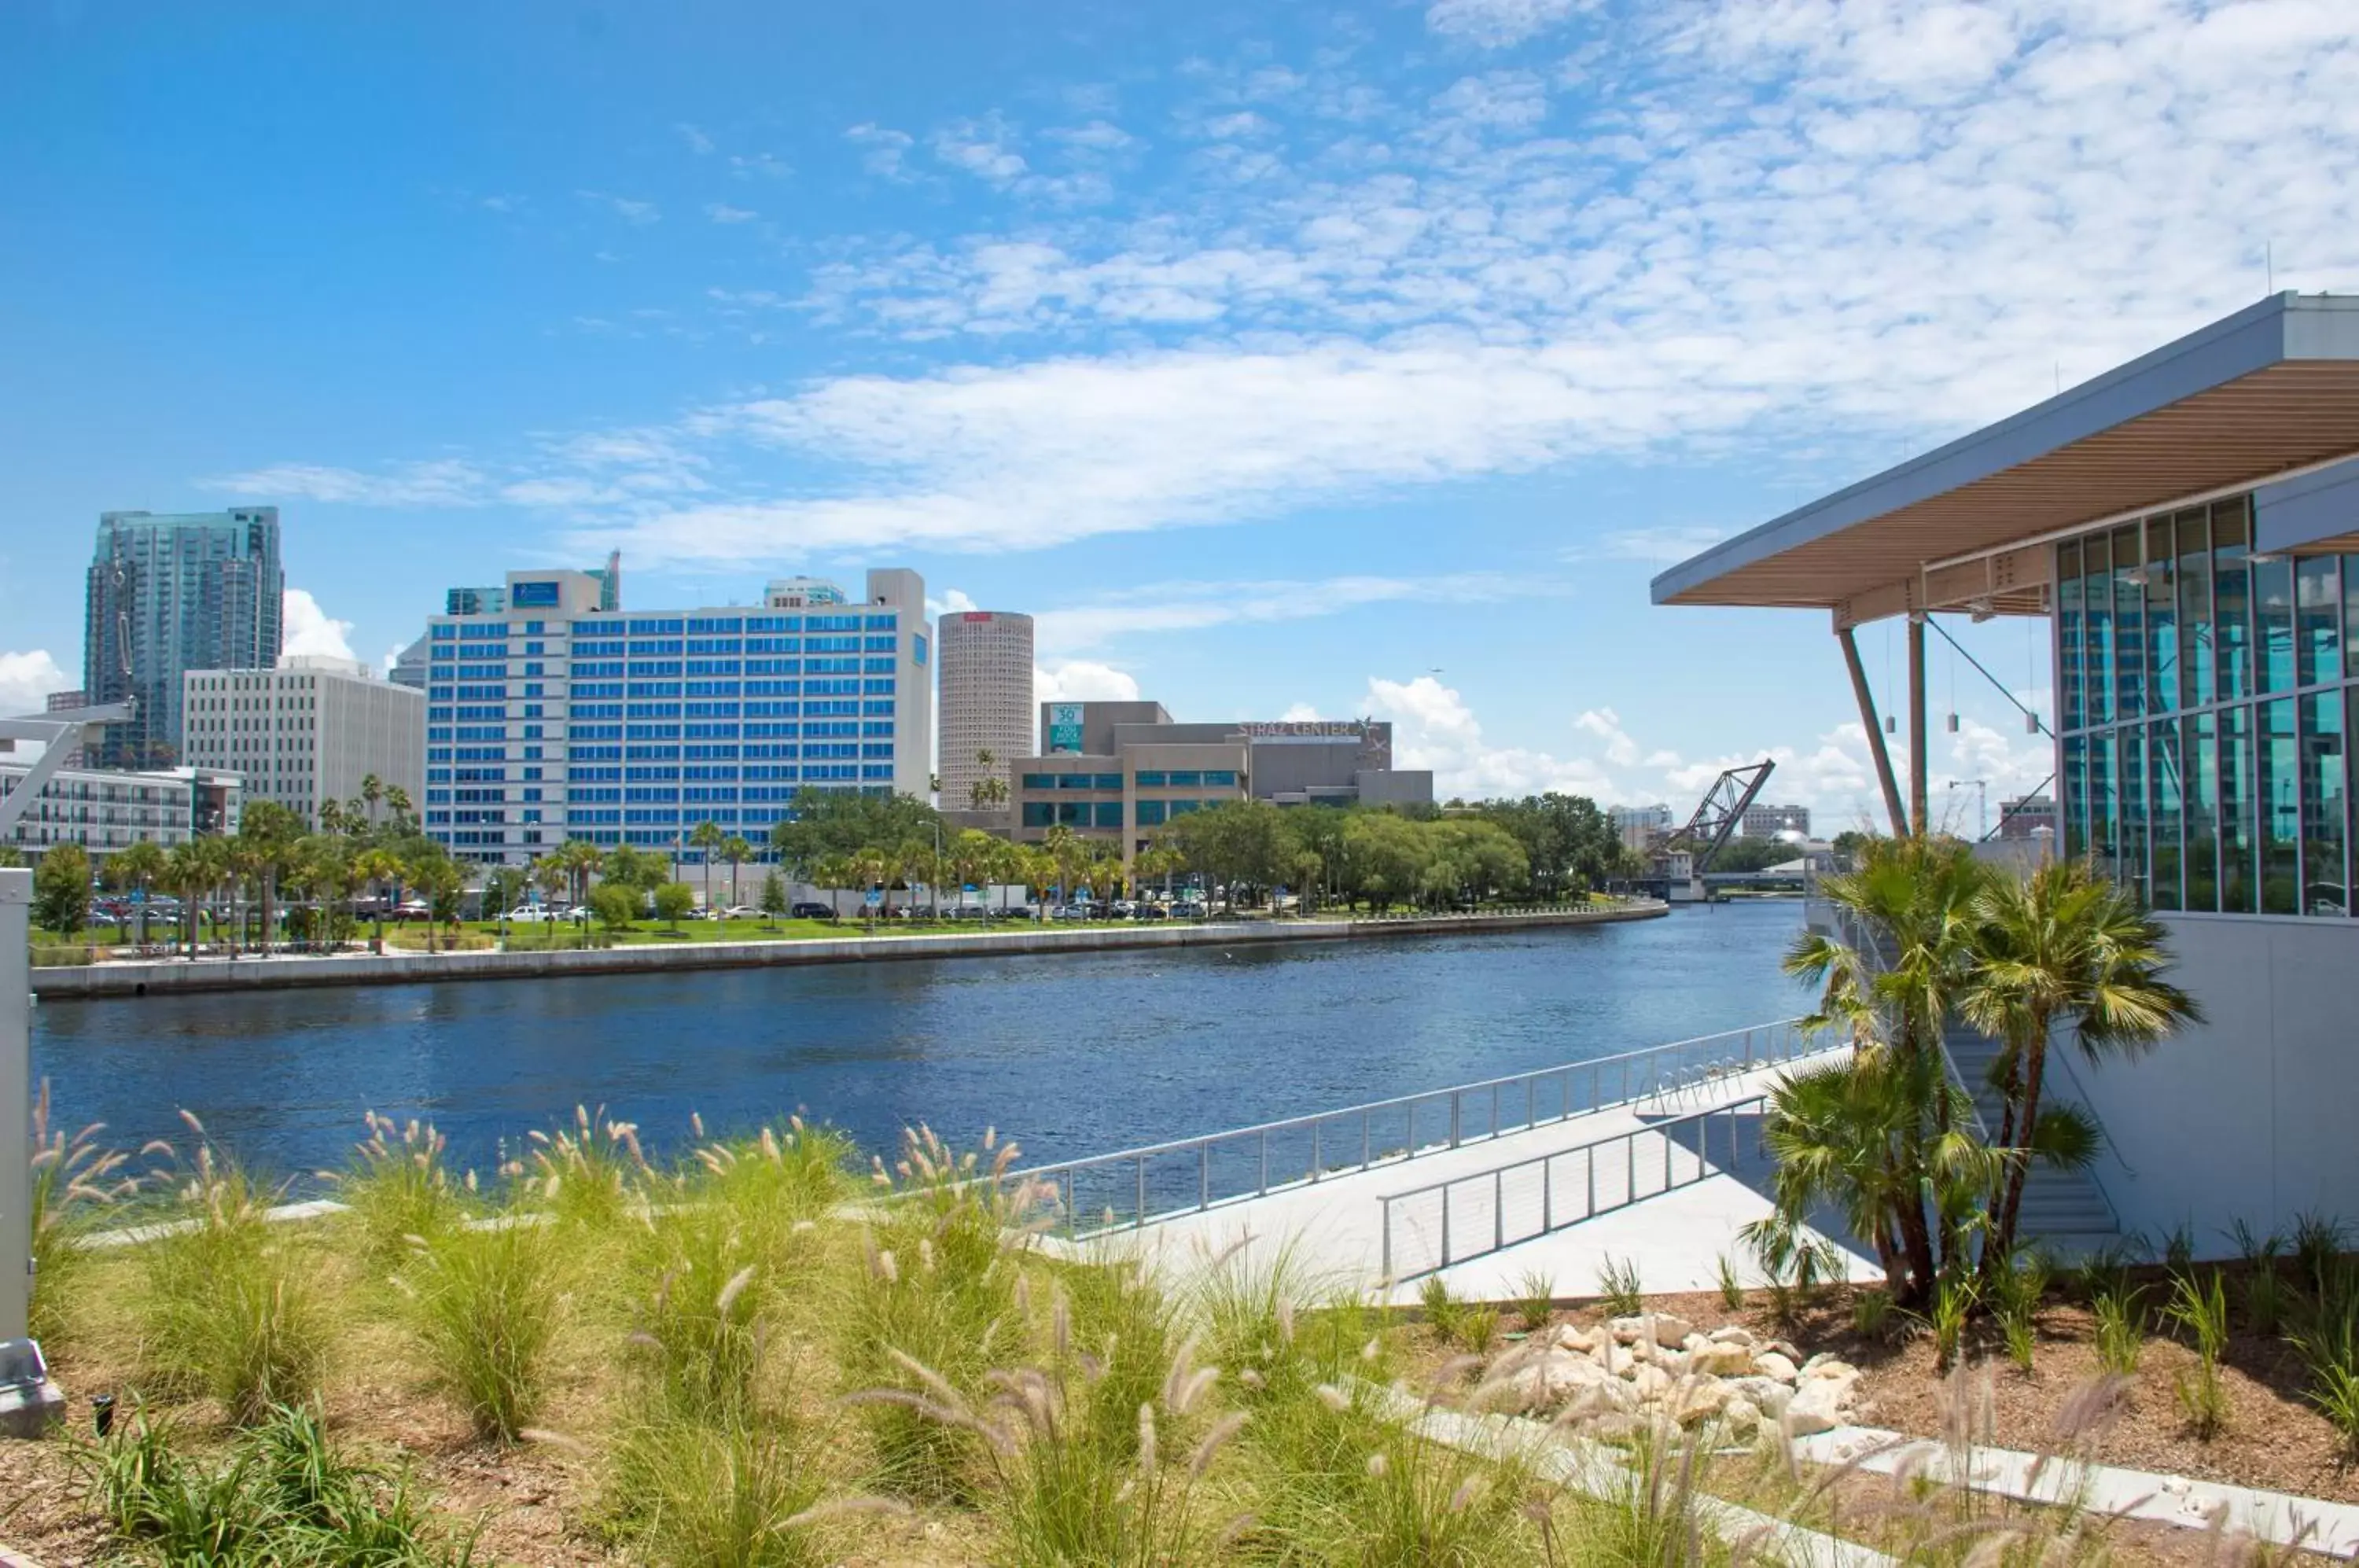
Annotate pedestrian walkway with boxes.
[1046,1051,1878,1305]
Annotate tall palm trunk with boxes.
[1994,1017,2053,1263]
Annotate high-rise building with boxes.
[182,656,425,828]
[416,564,933,865]
[1740,802,1812,838]
[84,508,283,768]
[937,611,1034,813]
[1608,803,1672,850]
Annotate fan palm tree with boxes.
[237,800,304,957]
[359,773,385,826]
[317,797,344,836]
[108,840,166,947]
[1776,834,1994,1306]
[720,834,752,911]
[383,784,413,826]
[161,838,220,960]
[688,819,725,911]
[1962,857,2200,1272]
[557,839,602,908]
[849,846,889,926]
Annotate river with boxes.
[31,902,1806,1184]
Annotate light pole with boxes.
[1948,778,1989,841]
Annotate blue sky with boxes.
[4,0,2353,827]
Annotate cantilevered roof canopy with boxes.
[1651,294,2359,628]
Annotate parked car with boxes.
[1169,900,1208,920]
[503,907,560,922]
[1110,899,1138,918]
[1135,903,1168,921]
[790,901,837,920]
[394,898,432,922]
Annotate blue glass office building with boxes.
[419,566,933,866]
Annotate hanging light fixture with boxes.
[1947,712,1960,733]
[2025,711,2041,734]
[1884,715,1897,734]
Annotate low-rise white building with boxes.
[1,758,242,857]
[182,655,425,828]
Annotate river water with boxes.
[31,903,1806,1183]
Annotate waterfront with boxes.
[31,901,1804,1185]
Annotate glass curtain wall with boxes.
[2056,494,2354,917]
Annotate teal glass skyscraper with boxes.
[85,508,284,767]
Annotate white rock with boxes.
[1479,1349,1604,1413]
[1648,1312,1698,1346]
[1548,1323,1599,1354]
[1802,1356,1859,1382]
[1667,1377,1731,1427]
[1628,1363,1673,1401]
[1783,1377,1851,1437]
[1722,1395,1762,1439]
[1729,1375,1794,1416]
[1688,1341,1754,1378]
[1752,1350,1800,1384]
[1707,1325,1758,1348]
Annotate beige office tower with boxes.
[937,611,1034,813]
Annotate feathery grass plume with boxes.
[402,1213,562,1444]
[690,1115,857,1235]
[27,1079,137,1346]
[1237,1356,1545,1565]
[1061,1246,1181,1466]
[842,1127,1031,1500]
[331,1110,466,1263]
[526,1104,650,1229]
[602,1413,832,1568]
[72,1401,484,1566]
[629,1205,771,1425]
[134,1134,331,1425]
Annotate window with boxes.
[1093,801,1124,829]
[1135,799,1167,827]
[1021,773,1056,790]
[1092,774,1122,790]
[1167,771,1202,787]
[1056,775,1094,790]
[1134,771,1166,788]
[1202,770,1238,787]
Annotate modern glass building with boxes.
[83,508,284,768]
[1651,293,2359,1246]
[418,565,932,866]
[2055,497,2354,917]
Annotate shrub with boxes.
[2290,1259,2359,1458]
[334,1111,466,1263]
[2166,1270,2230,1439]
[1514,1268,1556,1332]
[630,1208,769,1425]
[521,1104,650,1229]
[138,1130,331,1425]
[1714,1252,1745,1312]
[27,1080,135,1346]
[1419,1274,1465,1343]
[1852,1288,1896,1340]
[604,1415,834,1568]
[2293,1211,2349,1296]
[1595,1255,1643,1317]
[75,1402,480,1566]
[1456,1304,1500,1356]
[1996,1252,2051,1374]
[2092,1287,2147,1377]
[403,1218,561,1444]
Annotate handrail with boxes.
[1377,1094,1771,1283]
[1017,1017,1809,1239]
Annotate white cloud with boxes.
[675,123,715,155]
[1279,701,1321,721]
[706,203,759,224]
[1036,661,1139,703]
[208,459,491,507]
[1572,706,1640,767]
[1426,0,1592,48]
[577,190,660,226]
[0,649,71,717]
[1366,675,1617,801]
[846,123,915,180]
[215,0,2359,572]
[282,589,356,661]
[731,152,791,181]
[926,587,981,617]
[1034,572,1540,653]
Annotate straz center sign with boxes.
[1236,721,1373,739]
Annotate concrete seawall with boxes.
[31,903,1668,1000]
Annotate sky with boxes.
[3,0,2355,831]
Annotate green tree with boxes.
[688,819,725,911]
[968,749,1010,815]
[32,842,93,937]
[1961,858,2199,1273]
[1171,800,1288,909]
[409,853,466,953]
[163,837,223,959]
[237,799,305,956]
[1773,836,1998,1307]
[719,835,753,910]
[359,773,385,826]
[759,867,789,926]
[556,840,603,907]
[848,846,889,928]
[352,847,406,951]
[1341,811,1432,912]
[653,881,697,931]
[587,882,639,933]
[766,788,943,874]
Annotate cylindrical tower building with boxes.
[937,611,1034,815]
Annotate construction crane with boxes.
[1665,759,1776,873]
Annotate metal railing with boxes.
[1018,1018,1807,1239]
[1377,1095,1768,1283]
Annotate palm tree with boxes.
[689,819,726,912]
[353,847,404,951]
[317,797,344,836]
[108,840,166,948]
[410,854,464,954]
[161,838,219,960]
[238,799,304,957]
[969,749,1011,815]
[849,847,889,928]
[1961,858,2200,1272]
[720,835,752,911]
[1776,835,1995,1306]
[359,773,385,826]
[558,840,602,909]
[384,784,413,826]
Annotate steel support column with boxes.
[1908,613,1930,837]
[2,868,30,1342]
[1838,627,1909,837]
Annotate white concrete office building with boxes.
[937,610,1034,812]
[2,760,241,858]
[182,656,425,828]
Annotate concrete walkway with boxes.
[1058,1050,1877,1305]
